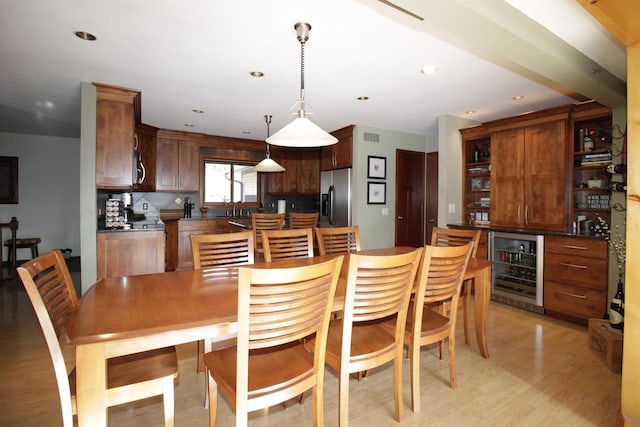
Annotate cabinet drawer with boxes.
[544,281,606,320]
[544,252,607,289]
[545,236,607,258]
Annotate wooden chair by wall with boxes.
[323,248,422,426]
[251,213,285,262]
[430,226,480,344]
[190,231,254,268]
[191,231,254,372]
[404,243,472,412]
[315,226,361,255]
[17,249,179,427]
[202,256,344,427]
[288,212,319,229]
[0,216,17,279]
[261,228,314,262]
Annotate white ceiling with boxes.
[0,0,626,141]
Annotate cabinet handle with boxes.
[517,205,521,224]
[558,291,587,299]
[559,262,587,269]
[524,205,529,225]
[560,244,588,251]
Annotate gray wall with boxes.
[352,125,437,250]
[0,132,81,260]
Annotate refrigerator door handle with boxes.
[328,185,335,225]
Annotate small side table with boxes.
[4,237,41,268]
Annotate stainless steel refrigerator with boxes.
[320,168,352,228]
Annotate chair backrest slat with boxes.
[289,212,319,229]
[431,226,480,257]
[261,228,314,262]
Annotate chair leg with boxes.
[339,370,350,427]
[448,335,457,389]
[163,377,175,427]
[197,340,205,373]
[410,343,421,413]
[207,372,219,427]
[393,351,403,422]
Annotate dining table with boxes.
[66,246,491,426]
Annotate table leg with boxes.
[473,265,491,358]
[76,342,108,427]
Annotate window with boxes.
[203,160,258,205]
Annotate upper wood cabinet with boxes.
[490,120,569,232]
[95,83,141,190]
[268,148,320,194]
[132,123,158,192]
[321,125,354,171]
[156,135,200,192]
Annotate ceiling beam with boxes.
[371,0,627,108]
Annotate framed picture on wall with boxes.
[367,155,386,179]
[367,182,386,204]
[0,156,18,204]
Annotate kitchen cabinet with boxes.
[321,125,353,171]
[156,135,200,192]
[96,230,165,280]
[132,123,158,192]
[490,120,569,232]
[95,83,141,190]
[544,236,608,324]
[461,125,491,225]
[269,148,320,194]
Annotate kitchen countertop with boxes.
[447,222,607,240]
[97,221,165,233]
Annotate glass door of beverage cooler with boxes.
[490,231,544,312]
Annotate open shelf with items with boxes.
[570,102,612,235]
[460,125,491,226]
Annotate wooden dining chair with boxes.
[191,231,255,372]
[190,231,254,268]
[288,212,319,229]
[315,226,361,255]
[323,248,422,426]
[16,249,179,427]
[202,256,344,427]
[261,228,314,262]
[430,226,480,345]
[404,243,473,413]
[251,213,285,262]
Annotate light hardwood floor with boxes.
[0,273,621,426]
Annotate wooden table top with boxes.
[67,247,419,346]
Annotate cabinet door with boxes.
[95,98,135,189]
[334,134,353,169]
[97,231,165,280]
[179,139,200,192]
[132,124,157,192]
[298,149,320,193]
[156,137,180,191]
[268,148,296,193]
[490,128,525,227]
[524,121,567,231]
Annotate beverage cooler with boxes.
[489,231,544,313]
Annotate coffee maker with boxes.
[121,192,134,226]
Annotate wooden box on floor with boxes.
[588,318,623,373]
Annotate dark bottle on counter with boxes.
[609,280,624,330]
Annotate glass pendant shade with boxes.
[267,22,337,148]
[255,156,285,172]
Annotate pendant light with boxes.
[266,22,338,148]
[254,114,285,172]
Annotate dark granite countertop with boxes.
[447,222,607,240]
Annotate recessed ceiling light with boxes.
[466,110,477,115]
[512,95,524,100]
[74,31,96,41]
[184,124,195,127]
[420,64,437,75]
[250,71,264,77]
[192,109,204,114]
[357,96,369,101]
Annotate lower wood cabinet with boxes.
[97,230,165,280]
[544,236,608,323]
